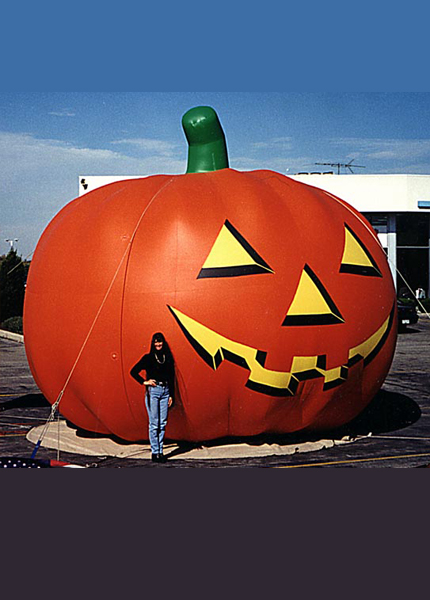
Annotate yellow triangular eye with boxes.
[198,220,274,279]
[340,224,382,277]
[283,265,344,326]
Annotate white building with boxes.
[79,173,430,297]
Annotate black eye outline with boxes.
[197,220,274,279]
[340,224,382,278]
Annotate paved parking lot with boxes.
[1,316,430,468]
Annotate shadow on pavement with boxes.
[398,327,421,335]
[164,389,422,459]
[0,393,50,411]
[0,389,422,462]
[172,389,422,458]
[324,389,421,438]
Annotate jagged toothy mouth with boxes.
[168,305,395,397]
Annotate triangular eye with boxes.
[340,224,382,277]
[282,265,344,326]
[197,220,274,279]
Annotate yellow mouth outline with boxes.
[168,305,395,398]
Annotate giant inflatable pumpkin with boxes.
[24,107,397,442]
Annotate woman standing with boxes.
[130,332,175,463]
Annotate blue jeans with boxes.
[145,384,170,455]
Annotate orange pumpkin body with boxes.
[24,168,397,442]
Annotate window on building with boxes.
[397,248,429,297]
[363,214,388,235]
[397,214,429,247]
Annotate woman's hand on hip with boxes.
[144,379,157,387]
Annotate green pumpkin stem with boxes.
[182,106,229,174]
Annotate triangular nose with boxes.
[282,265,344,326]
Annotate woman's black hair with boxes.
[150,332,173,362]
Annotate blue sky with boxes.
[2,92,430,259]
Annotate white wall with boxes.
[290,174,430,213]
[78,175,142,196]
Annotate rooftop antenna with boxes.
[315,159,366,175]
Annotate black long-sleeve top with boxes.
[130,353,175,397]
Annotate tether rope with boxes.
[31,177,175,459]
[6,251,34,276]
[394,265,430,319]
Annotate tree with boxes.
[0,249,26,324]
